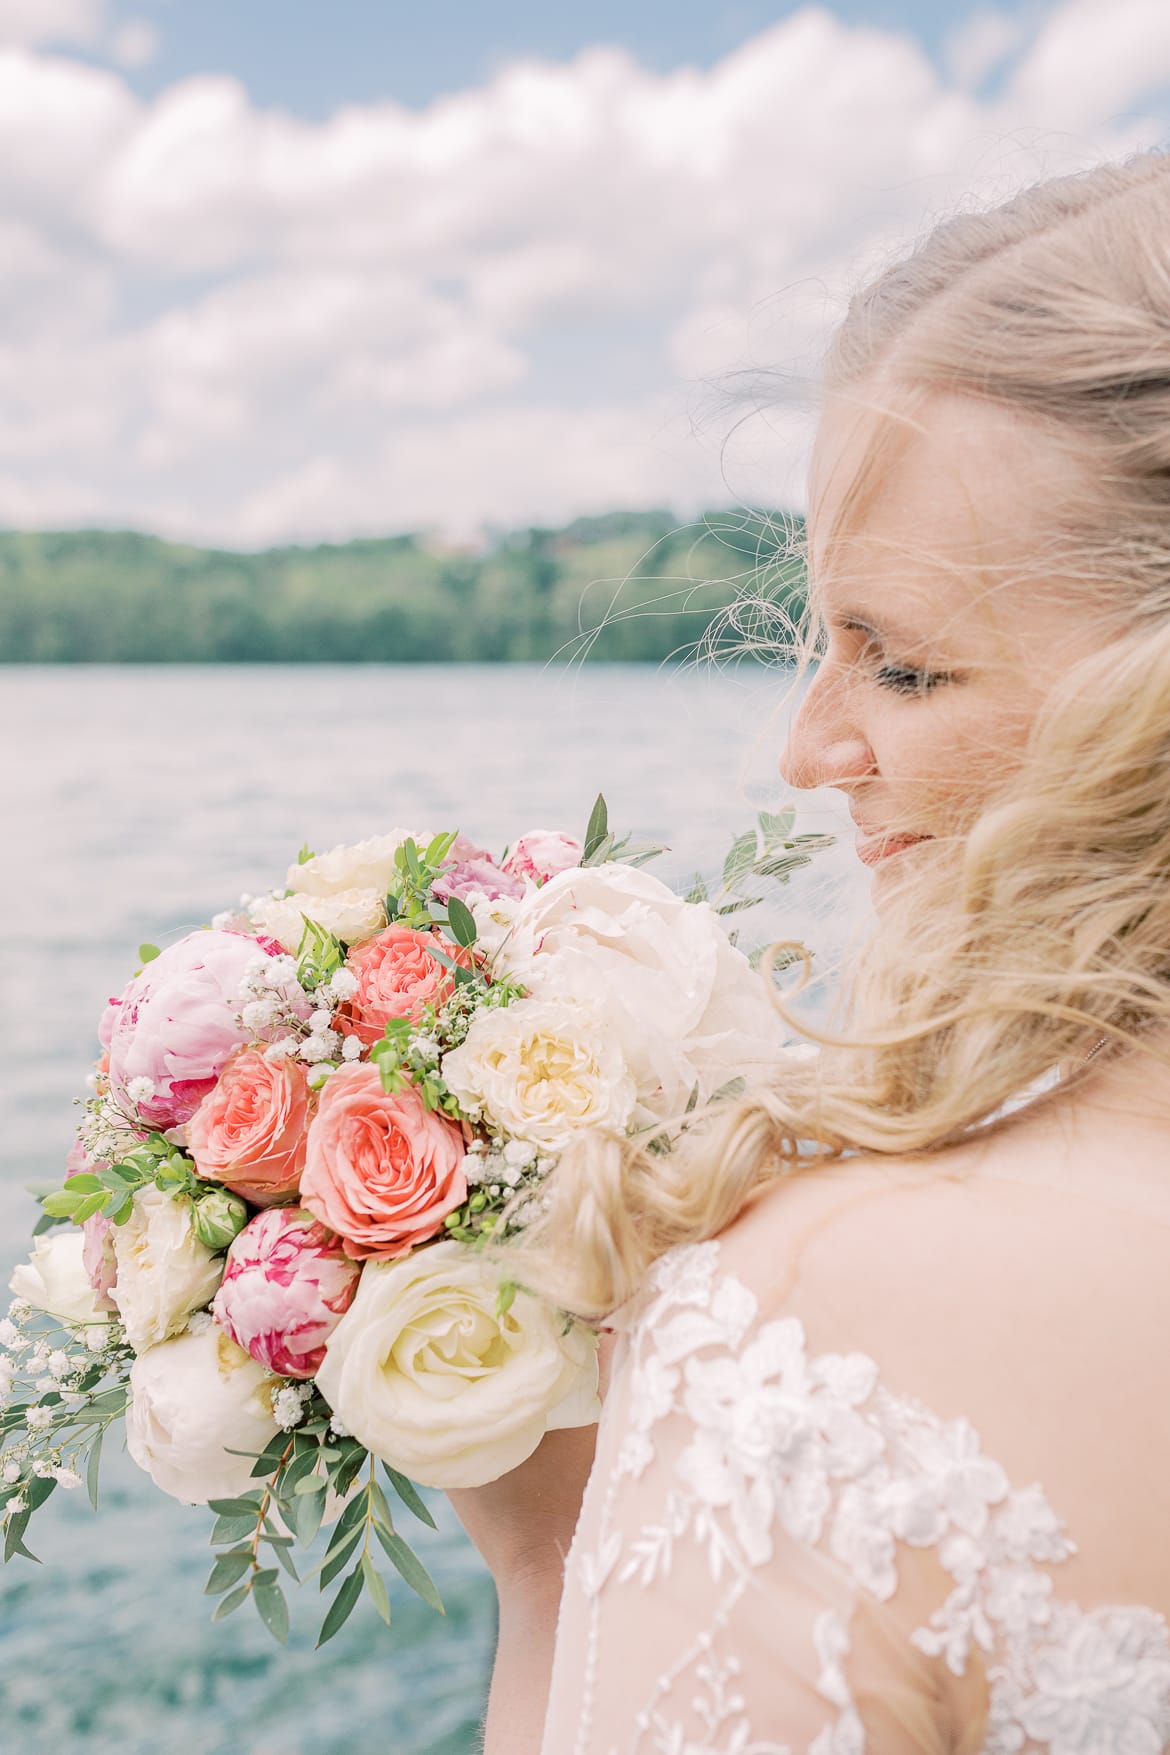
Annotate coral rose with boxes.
[299,1063,466,1259]
[188,1048,314,1206]
[335,924,465,1050]
[212,1207,361,1378]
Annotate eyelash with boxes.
[873,663,954,696]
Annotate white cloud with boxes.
[0,0,102,47]
[0,1,1168,543]
[111,19,159,69]
[944,8,1029,87]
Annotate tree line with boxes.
[0,509,808,664]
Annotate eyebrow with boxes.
[825,609,920,644]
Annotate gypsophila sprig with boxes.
[5,797,832,1645]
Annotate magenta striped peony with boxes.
[211,1207,361,1380]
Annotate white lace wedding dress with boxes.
[540,1140,1170,1753]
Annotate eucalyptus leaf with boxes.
[380,1466,437,1529]
[582,793,608,861]
[212,1582,251,1621]
[317,1566,364,1647]
[373,1525,444,1614]
[86,1428,104,1511]
[721,831,758,890]
[319,1530,363,1590]
[294,1484,327,1549]
[361,1551,392,1625]
[204,1549,253,1595]
[253,1578,290,1645]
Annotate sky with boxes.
[2,0,1169,547]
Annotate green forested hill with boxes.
[0,509,806,662]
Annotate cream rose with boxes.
[441,998,636,1151]
[249,888,388,953]
[495,863,788,1124]
[316,1242,600,1488]
[9,1231,111,1327]
[288,829,431,900]
[111,1186,224,1353]
[125,1323,281,1504]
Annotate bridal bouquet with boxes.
[0,799,826,1647]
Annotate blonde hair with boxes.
[505,147,1170,1320]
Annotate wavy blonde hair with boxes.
[505,147,1170,1320]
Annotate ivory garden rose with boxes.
[212,1207,361,1379]
[495,863,787,1124]
[110,1187,223,1353]
[315,1241,600,1489]
[188,1047,315,1205]
[249,887,388,954]
[99,929,272,1127]
[9,1231,111,1328]
[287,829,430,899]
[441,997,636,1151]
[299,1062,466,1259]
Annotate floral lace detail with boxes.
[567,1239,1170,1755]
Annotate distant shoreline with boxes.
[0,509,807,665]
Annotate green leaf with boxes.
[269,1539,301,1584]
[685,873,708,904]
[722,831,758,890]
[4,1511,38,1565]
[253,1578,290,1645]
[86,1428,104,1511]
[715,895,764,916]
[26,1475,57,1513]
[319,1529,363,1590]
[207,1495,263,1518]
[212,1582,251,1621]
[72,1192,111,1224]
[296,844,316,866]
[317,1566,364,1646]
[381,1465,437,1529]
[137,942,161,964]
[210,1513,256,1545]
[294,1484,327,1548]
[758,807,795,845]
[373,1524,444,1613]
[361,1551,392,1625]
[756,853,812,882]
[582,793,608,862]
[37,1190,80,1219]
[31,1210,70,1236]
[205,1549,253,1595]
[581,831,615,869]
[445,895,478,950]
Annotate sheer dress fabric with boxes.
[540,1150,1170,1754]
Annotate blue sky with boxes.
[88,2,980,114]
[3,0,1168,544]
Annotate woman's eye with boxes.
[873,663,952,696]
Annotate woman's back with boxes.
[542,1062,1170,1751]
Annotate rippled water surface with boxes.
[0,664,860,1755]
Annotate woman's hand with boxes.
[446,1334,614,1754]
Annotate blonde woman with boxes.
[450,148,1170,1752]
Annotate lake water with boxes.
[0,664,864,1755]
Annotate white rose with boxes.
[111,1187,224,1354]
[126,1326,281,1504]
[469,893,523,956]
[249,887,387,952]
[495,864,787,1124]
[9,1231,110,1327]
[316,1242,599,1489]
[442,998,636,1152]
[288,829,432,899]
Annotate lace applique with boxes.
[566,1240,1170,1755]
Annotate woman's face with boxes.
[780,385,1103,894]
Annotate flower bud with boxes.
[192,1188,250,1251]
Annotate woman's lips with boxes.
[855,832,931,867]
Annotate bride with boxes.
[450,147,1170,1752]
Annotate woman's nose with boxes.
[779,671,875,792]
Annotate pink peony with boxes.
[336,924,467,1050]
[502,829,583,886]
[67,1139,117,1311]
[432,835,524,905]
[299,1063,466,1260]
[188,1048,314,1206]
[211,1207,361,1379]
[99,930,276,1127]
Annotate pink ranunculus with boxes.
[99,930,276,1128]
[299,1063,466,1260]
[336,924,466,1050]
[67,1139,117,1311]
[211,1207,361,1379]
[431,835,525,905]
[188,1048,315,1206]
[502,829,583,887]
